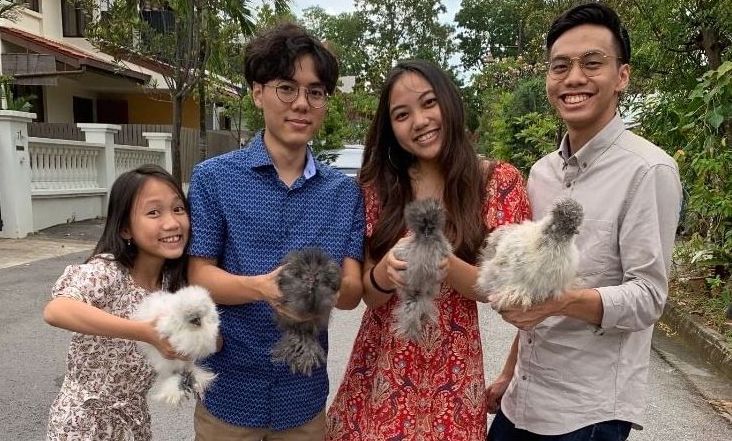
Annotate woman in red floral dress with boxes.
[326,60,531,441]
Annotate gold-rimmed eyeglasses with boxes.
[264,81,329,109]
[546,51,624,80]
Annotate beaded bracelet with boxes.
[369,266,396,294]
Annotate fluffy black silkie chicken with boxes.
[392,198,452,342]
[272,247,341,376]
[477,198,584,311]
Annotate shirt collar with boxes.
[557,114,625,166]
[245,130,317,180]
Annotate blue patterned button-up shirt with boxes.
[187,132,365,430]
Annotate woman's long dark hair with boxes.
[359,60,489,264]
[88,164,189,291]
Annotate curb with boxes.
[657,299,732,381]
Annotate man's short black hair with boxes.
[546,2,631,64]
[244,22,339,94]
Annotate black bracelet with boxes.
[369,266,396,294]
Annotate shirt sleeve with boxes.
[598,163,682,331]
[51,258,117,309]
[188,163,225,260]
[345,183,366,262]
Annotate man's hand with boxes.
[253,266,284,304]
[260,266,316,322]
[490,295,564,330]
[485,373,512,414]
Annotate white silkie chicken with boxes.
[477,198,584,311]
[134,285,219,405]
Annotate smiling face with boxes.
[388,72,444,165]
[546,24,629,145]
[252,54,327,154]
[121,177,189,266]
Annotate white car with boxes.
[317,144,365,178]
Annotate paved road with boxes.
[1,251,731,440]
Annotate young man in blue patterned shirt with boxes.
[187,23,365,440]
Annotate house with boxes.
[0,1,240,238]
[0,1,233,130]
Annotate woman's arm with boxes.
[335,257,364,310]
[485,332,519,413]
[444,253,481,300]
[361,242,409,308]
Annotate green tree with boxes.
[355,0,456,89]
[301,7,369,78]
[84,0,288,182]
[454,0,573,71]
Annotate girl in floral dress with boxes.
[44,164,190,440]
[326,60,531,440]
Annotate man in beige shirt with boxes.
[486,3,683,440]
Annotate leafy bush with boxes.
[476,74,560,174]
[0,75,34,112]
[639,62,732,268]
[639,61,732,326]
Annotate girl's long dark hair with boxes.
[359,60,489,264]
[88,164,189,291]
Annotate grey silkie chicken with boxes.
[392,198,452,342]
[272,247,341,376]
[477,198,584,311]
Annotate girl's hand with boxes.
[144,320,186,360]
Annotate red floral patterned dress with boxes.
[326,162,531,441]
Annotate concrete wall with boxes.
[125,93,200,128]
[32,192,106,231]
[41,1,63,39]
[4,8,42,34]
[0,118,172,238]
[44,77,98,123]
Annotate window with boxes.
[73,97,94,123]
[140,3,176,34]
[61,1,88,37]
[23,1,40,12]
[11,85,45,122]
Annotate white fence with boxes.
[29,139,104,192]
[0,112,172,238]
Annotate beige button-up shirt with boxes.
[501,115,683,435]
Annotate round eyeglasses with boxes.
[546,51,623,80]
[264,82,329,108]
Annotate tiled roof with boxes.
[0,26,150,83]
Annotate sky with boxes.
[290,0,462,22]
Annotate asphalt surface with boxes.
[1,225,730,440]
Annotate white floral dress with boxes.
[47,255,159,441]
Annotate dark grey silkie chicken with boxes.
[477,198,584,311]
[272,247,341,376]
[392,198,452,342]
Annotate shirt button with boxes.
[528,338,532,344]
[565,182,571,188]
[522,375,527,380]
